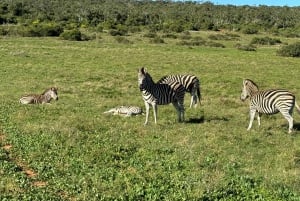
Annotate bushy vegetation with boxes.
[250,36,281,45]
[0,0,300,37]
[277,42,300,57]
[201,175,299,201]
[235,43,257,51]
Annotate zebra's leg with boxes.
[172,102,184,122]
[247,110,256,131]
[189,90,197,108]
[180,103,185,122]
[281,111,294,133]
[144,102,150,125]
[257,113,262,127]
[189,95,193,108]
[152,104,158,124]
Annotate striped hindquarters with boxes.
[251,89,295,114]
[19,94,42,104]
[158,74,199,93]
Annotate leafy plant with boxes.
[277,42,300,57]
[250,36,281,45]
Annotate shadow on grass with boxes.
[185,115,229,124]
[186,116,205,124]
[293,123,300,131]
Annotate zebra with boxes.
[240,79,300,133]
[157,74,201,108]
[103,106,143,116]
[19,87,58,104]
[138,67,185,125]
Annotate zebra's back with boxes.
[158,74,199,93]
[142,81,185,105]
[251,89,295,114]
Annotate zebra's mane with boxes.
[245,79,259,91]
[145,72,155,83]
[41,87,57,95]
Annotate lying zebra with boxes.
[103,106,143,117]
[19,87,58,104]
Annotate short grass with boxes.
[1,31,300,200]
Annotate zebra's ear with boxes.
[140,67,147,74]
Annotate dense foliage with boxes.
[0,0,300,37]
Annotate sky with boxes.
[174,0,300,7]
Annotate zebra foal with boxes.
[158,74,201,108]
[103,106,143,116]
[138,67,185,125]
[19,87,58,104]
[240,79,300,133]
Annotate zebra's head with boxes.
[240,79,258,101]
[138,67,150,91]
[44,87,59,101]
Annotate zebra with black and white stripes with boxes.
[19,87,58,104]
[157,74,201,108]
[103,106,143,116]
[240,79,300,133]
[138,67,185,125]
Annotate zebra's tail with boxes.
[295,102,300,114]
[197,87,201,105]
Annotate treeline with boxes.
[1,0,300,37]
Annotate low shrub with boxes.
[277,42,300,57]
[162,33,177,39]
[250,36,281,45]
[206,41,225,48]
[114,36,133,44]
[201,175,299,201]
[60,29,82,41]
[109,25,128,36]
[235,43,256,51]
[242,26,259,34]
[149,36,165,44]
[24,22,64,37]
[143,32,157,38]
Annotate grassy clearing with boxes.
[0,32,300,200]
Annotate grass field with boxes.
[1,31,300,200]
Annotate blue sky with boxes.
[211,0,299,7]
[174,0,299,7]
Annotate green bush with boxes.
[109,25,128,36]
[201,175,299,201]
[149,36,165,44]
[143,32,157,38]
[114,36,133,44]
[162,33,178,39]
[24,22,64,37]
[277,42,300,57]
[235,43,256,51]
[206,41,225,48]
[250,36,281,45]
[242,25,259,34]
[60,29,82,41]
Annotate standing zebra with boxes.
[19,87,58,104]
[240,79,300,133]
[138,67,185,125]
[157,74,201,108]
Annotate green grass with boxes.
[0,31,300,200]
